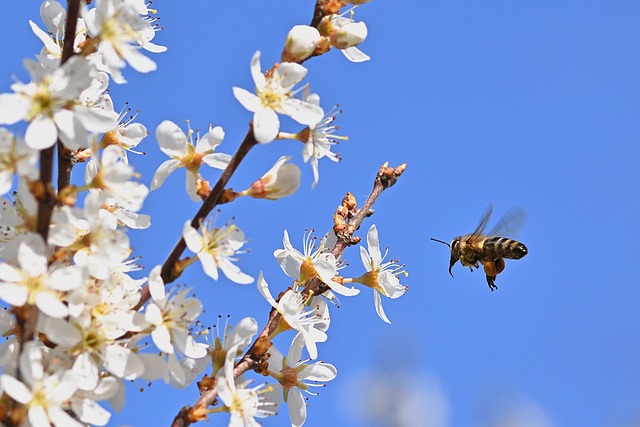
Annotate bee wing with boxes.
[469,205,493,239]
[488,206,527,238]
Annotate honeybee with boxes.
[431,205,528,291]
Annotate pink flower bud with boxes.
[240,156,301,200]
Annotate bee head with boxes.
[448,237,461,277]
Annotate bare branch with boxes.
[170,163,406,426]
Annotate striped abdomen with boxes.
[482,237,528,260]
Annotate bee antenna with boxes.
[430,237,450,248]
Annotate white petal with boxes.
[288,332,305,363]
[182,221,203,253]
[150,159,181,190]
[25,115,58,149]
[47,266,83,291]
[232,87,261,113]
[218,257,253,284]
[252,108,279,143]
[0,93,30,124]
[74,105,118,133]
[256,272,276,308]
[29,20,61,54]
[198,252,219,281]
[359,246,373,272]
[299,362,337,382]
[155,120,188,158]
[54,109,89,150]
[35,292,68,318]
[202,153,231,170]
[283,98,324,127]
[121,44,157,73]
[151,324,174,354]
[326,280,360,297]
[148,265,165,301]
[145,303,164,326]
[366,224,382,266]
[379,271,405,299]
[288,389,307,427]
[71,398,111,426]
[277,62,307,88]
[195,126,224,153]
[40,317,81,347]
[181,335,208,359]
[0,171,13,196]
[103,345,145,379]
[0,263,24,283]
[0,283,28,307]
[28,406,51,427]
[47,406,85,427]
[0,375,32,403]
[225,317,258,350]
[249,51,266,89]
[341,46,370,62]
[185,171,201,202]
[373,291,391,324]
[138,354,167,382]
[72,352,99,391]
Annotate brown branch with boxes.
[22,0,82,350]
[135,128,259,310]
[170,162,406,427]
[57,0,82,192]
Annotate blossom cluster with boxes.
[0,1,407,427]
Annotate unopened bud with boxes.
[239,156,301,200]
[282,25,321,63]
[330,16,368,49]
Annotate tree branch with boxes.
[21,0,81,348]
[170,162,406,427]
[135,128,259,310]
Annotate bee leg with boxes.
[486,275,498,291]
[482,261,499,290]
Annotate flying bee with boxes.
[431,205,528,291]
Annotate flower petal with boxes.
[366,225,382,265]
[0,375,31,403]
[232,87,261,113]
[288,389,307,427]
[252,108,279,143]
[25,115,58,150]
[373,290,391,324]
[150,159,181,190]
[156,120,188,158]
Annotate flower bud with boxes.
[330,16,368,49]
[282,25,321,63]
[240,156,301,200]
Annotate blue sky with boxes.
[1,1,640,426]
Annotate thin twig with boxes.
[170,163,406,427]
[135,129,259,310]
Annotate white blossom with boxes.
[274,229,359,296]
[0,234,83,318]
[355,224,407,323]
[267,334,337,427]
[233,51,324,143]
[183,218,253,284]
[257,273,327,360]
[0,56,118,150]
[151,120,231,201]
[216,344,275,426]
